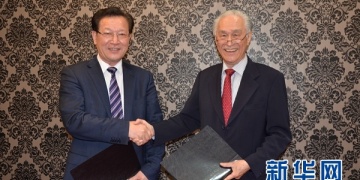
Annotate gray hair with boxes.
[213,10,253,36]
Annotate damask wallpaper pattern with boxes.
[0,0,359,179]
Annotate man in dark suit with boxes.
[135,10,292,179]
[59,7,164,180]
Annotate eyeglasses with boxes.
[216,33,248,43]
[96,31,130,40]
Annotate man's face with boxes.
[91,16,130,66]
[215,15,252,67]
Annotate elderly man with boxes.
[135,10,292,180]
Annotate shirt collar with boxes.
[222,56,248,76]
[97,54,123,74]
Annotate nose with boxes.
[226,37,235,45]
[110,34,120,43]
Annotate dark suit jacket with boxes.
[153,57,292,179]
[59,57,164,180]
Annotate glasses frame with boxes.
[96,31,130,40]
[216,32,249,43]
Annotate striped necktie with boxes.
[107,67,124,119]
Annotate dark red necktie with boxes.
[222,69,235,126]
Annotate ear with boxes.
[246,32,252,46]
[91,31,97,44]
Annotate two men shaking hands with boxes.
[129,119,154,146]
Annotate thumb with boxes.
[220,162,232,168]
[133,119,142,125]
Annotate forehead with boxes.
[217,15,246,33]
[98,16,129,31]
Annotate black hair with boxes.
[91,7,134,34]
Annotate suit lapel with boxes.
[87,57,112,117]
[122,62,135,121]
[228,58,259,124]
[209,64,224,124]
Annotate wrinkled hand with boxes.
[129,119,154,146]
[220,159,250,180]
[128,170,148,180]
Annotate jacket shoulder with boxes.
[253,62,283,77]
[201,63,222,74]
[123,61,149,72]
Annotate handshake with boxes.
[128,119,155,146]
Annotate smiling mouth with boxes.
[224,48,237,52]
[109,48,121,51]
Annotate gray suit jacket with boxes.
[60,57,164,180]
[154,57,292,179]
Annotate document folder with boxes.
[70,143,140,180]
[161,125,241,180]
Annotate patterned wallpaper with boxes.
[0,0,359,179]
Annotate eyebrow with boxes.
[102,28,128,32]
[218,29,243,34]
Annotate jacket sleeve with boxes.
[244,73,292,178]
[138,72,165,180]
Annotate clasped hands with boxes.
[129,119,154,146]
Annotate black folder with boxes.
[161,125,241,180]
[70,143,140,180]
